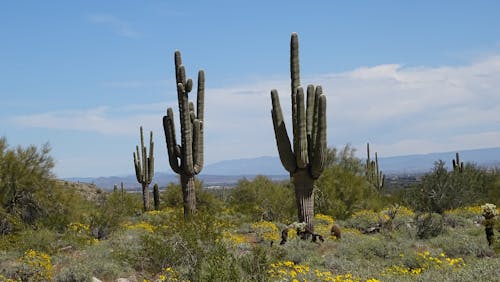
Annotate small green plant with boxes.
[13,249,54,282]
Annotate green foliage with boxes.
[161,180,223,213]
[315,145,384,220]
[0,138,54,226]
[402,160,495,214]
[228,176,295,222]
[87,191,141,239]
[416,213,444,239]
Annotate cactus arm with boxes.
[271,89,297,173]
[310,94,327,179]
[290,32,300,154]
[178,83,195,176]
[290,32,300,95]
[193,119,203,174]
[163,108,182,174]
[133,151,141,182]
[197,70,205,120]
[296,87,309,168]
[311,86,322,155]
[147,131,154,184]
[306,85,315,137]
[193,70,205,174]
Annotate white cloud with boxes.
[87,14,140,38]
[10,55,500,166]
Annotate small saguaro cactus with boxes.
[366,143,385,190]
[153,183,160,211]
[452,152,464,173]
[133,126,154,211]
[163,50,205,219]
[270,32,327,234]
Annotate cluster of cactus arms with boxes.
[270,32,327,233]
[133,126,154,211]
[452,152,464,173]
[163,50,205,219]
[365,143,384,190]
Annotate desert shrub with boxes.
[54,264,93,282]
[161,180,223,213]
[428,229,493,258]
[0,138,54,227]
[0,207,23,235]
[416,213,444,239]
[228,176,295,222]
[315,146,384,220]
[402,161,495,215]
[10,249,54,282]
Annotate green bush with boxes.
[161,180,223,214]
[228,176,295,222]
[416,213,444,239]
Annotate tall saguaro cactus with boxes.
[366,143,384,191]
[452,152,464,173]
[133,126,154,211]
[270,33,327,233]
[163,50,204,219]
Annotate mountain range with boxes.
[64,147,500,190]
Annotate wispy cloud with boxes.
[87,14,140,38]
[10,55,500,163]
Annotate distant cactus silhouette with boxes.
[163,50,205,219]
[366,143,385,190]
[270,33,327,233]
[452,152,464,173]
[133,126,154,211]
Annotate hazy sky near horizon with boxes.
[1,1,500,178]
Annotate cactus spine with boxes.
[163,50,204,219]
[270,33,327,233]
[133,126,154,211]
[452,152,464,173]
[366,143,384,190]
[153,183,160,211]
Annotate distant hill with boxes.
[64,147,500,190]
[378,147,500,175]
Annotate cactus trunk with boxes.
[141,183,150,211]
[294,169,315,233]
[153,183,160,211]
[181,174,196,218]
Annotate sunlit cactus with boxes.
[270,32,327,233]
[133,126,154,211]
[163,50,205,219]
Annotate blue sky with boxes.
[1,1,500,177]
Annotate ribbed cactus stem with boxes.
[270,33,328,235]
[153,183,160,211]
[133,126,154,211]
[163,50,205,219]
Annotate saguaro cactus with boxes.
[366,143,384,190]
[163,50,204,219]
[452,152,464,173]
[270,33,327,233]
[133,126,154,211]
